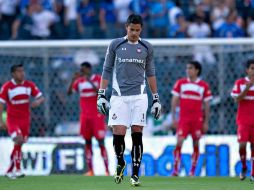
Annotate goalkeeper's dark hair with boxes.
[188,61,202,76]
[10,64,23,73]
[246,59,254,69]
[126,14,143,27]
[80,62,92,69]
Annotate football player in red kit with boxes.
[171,61,212,176]
[0,64,44,179]
[231,59,254,181]
[68,62,109,176]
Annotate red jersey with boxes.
[0,79,42,119]
[231,77,254,125]
[171,78,212,121]
[72,74,101,116]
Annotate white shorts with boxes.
[108,94,148,127]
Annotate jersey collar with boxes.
[245,76,250,82]
[11,78,25,85]
[187,77,200,83]
[124,36,141,44]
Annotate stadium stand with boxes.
[0,0,254,40]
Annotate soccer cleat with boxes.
[105,171,110,176]
[130,175,140,186]
[239,168,247,181]
[114,162,126,184]
[189,170,195,177]
[250,175,254,182]
[5,172,16,180]
[15,171,25,178]
[84,170,94,176]
[171,171,179,177]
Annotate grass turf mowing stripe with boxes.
[0,176,253,190]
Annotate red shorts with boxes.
[6,117,30,142]
[237,124,254,143]
[80,113,106,140]
[177,120,203,140]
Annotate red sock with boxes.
[15,145,22,171]
[190,145,199,174]
[85,144,93,172]
[100,145,109,173]
[251,150,254,176]
[239,147,247,170]
[6,145,18,173]
[173,145,182,174]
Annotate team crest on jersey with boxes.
[137,48,142,53]
[112,113,117,120]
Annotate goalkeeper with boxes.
[97,14,161,186]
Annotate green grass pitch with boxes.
[0,176,254,190]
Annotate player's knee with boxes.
[13,135,24,145]
[85,139,92,145]
[193,140,199,147]
[97,139,105,147]
[177,138,184,146]
[177,141,183,147]
[131,125,143,133]
[239,142,247,149]
[239,143,247,151]
[113,125,127,135]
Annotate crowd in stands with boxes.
[0,0,254,40]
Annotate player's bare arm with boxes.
[235,77,254,103]
[31,96,45,109]
[0,102,7,130]
[203,101,210,133]
[67,72,80,95]
[171,95,179,129]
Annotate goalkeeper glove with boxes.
[97,89,110,115]
[151,93,161,120]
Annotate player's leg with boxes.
[5,120,17,175]
[113,125,127,183]
[94,114,109,175]
[13,135,25,178]
[6,145,16,177]
[84,138,94,176]
[249,126,254,181]
[108,96,130,183]
[130,125,143,186]
[172,120,188,176]
[97,138,109,176]
[5,118,25,179]
[6,134,19,174]
[237,125,248,180]
[189,140,199,176]
[250,143,254,181]
[6,134,25,178]
[239,142,248,180]
[5,134,24,179]
[80,116,94,176]
[189,121,202,176]
[129,94,147,186]
[172,136,184,176]
[14,121,30,178]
